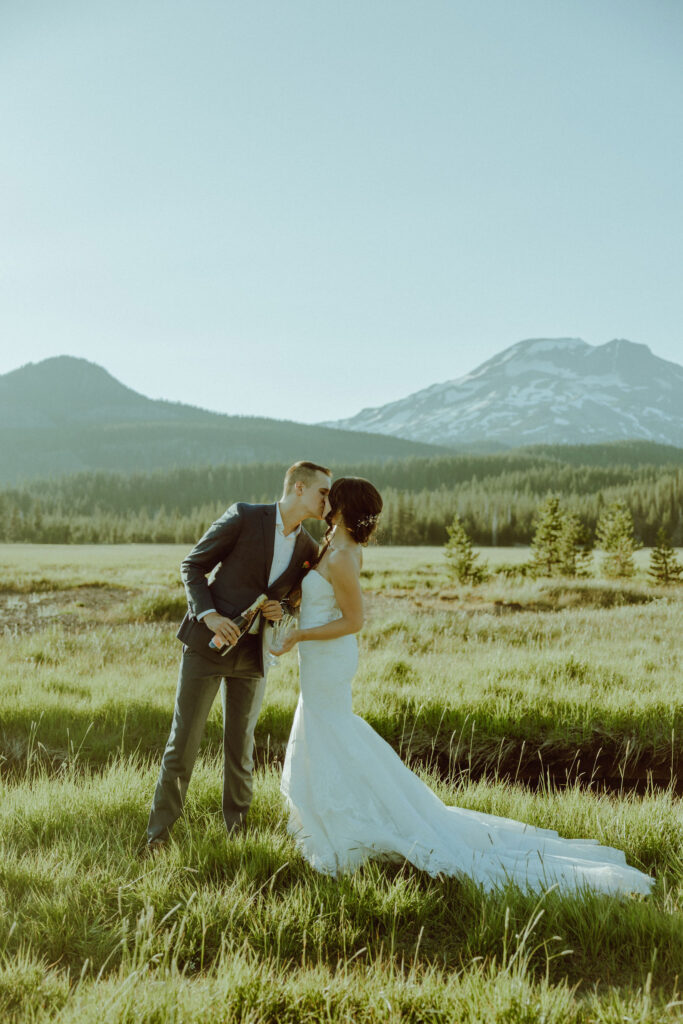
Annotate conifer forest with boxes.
[1,442,682,547]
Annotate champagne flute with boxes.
[266,613,297,667]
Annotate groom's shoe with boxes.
[225,817,248,838]
[140,837,169,859]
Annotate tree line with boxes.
[445,498,682,585]
[0,448,681,546]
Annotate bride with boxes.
[271,477,653,896]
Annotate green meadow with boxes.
[1,544,682,1022]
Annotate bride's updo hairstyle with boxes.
[327,477,383,545]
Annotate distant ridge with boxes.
[0,356,448,485]
[327,338,683,448]
[0,356,230,429]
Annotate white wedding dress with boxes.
[281,570,654,895]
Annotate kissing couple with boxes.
[145,461,653,896]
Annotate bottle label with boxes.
[206,595,268,654]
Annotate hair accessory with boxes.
[357,514,381,528]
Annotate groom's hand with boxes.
[262,601,284,622]
[203,612,240,646]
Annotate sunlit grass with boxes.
[1,542,679,592]
[0,760,679,993]
[2,596,680,784]
[0,543,682,1021]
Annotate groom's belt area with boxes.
[176,612,262,676]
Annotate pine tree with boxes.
[444,513,486,583]
[648,527,682,585]
[529,498,592,578]
[559,510,593,577]
[595,501,639,578]
[529,497,565,577]
[6,506,24,542]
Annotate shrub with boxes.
[444,514,487,584]
[127,589,187,622]
[648,527,682,585]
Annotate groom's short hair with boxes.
[284,461,331,494]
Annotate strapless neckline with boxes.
[310,568,334,589]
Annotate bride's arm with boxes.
[273,550,363,652]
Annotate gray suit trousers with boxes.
[147,648,266,841]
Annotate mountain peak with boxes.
[329,337,683,448]
[17,355,107,370]
[468,337,589,377]
[8,354,120,376]
[5,354,141,394]
[0,355,157,428]
[603,337,650,349]
[596,337,653,356]
[510,337,588,352]
[0,355,449,483]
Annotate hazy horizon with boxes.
[4,334,682,426]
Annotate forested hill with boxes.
[509,440,683,468]
[2,441,681,546]
[0,356,446,484]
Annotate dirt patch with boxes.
[4,736,678,797]
[5,742,674,800]
[410,749,681,796]
[365,586,662,617]
[0,586,135,635]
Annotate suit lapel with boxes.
[262,505,276,585]
[289,529,310,574]
[269,528,310,591]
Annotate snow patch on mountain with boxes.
[326,338,683,448]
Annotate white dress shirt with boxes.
[268,502,301,585]
[257,503,300,658]
[198,502,300,622]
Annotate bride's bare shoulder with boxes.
[327,546,361,579]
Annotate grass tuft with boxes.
[125,588,188,623]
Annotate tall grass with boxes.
[2,598,680,784]
[0,761,680,988]
[0,544,681,1021]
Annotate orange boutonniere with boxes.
[302,560,311,570]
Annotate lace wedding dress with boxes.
[281,570,654,895]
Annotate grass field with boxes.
[1,544,682,1022]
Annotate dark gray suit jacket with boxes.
[177,502,319,676]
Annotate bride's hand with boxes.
[269,628,301,657]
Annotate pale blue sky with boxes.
[1,0,681,422]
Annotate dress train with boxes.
[281,571,653,896]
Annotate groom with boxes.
[146,461,331,851]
